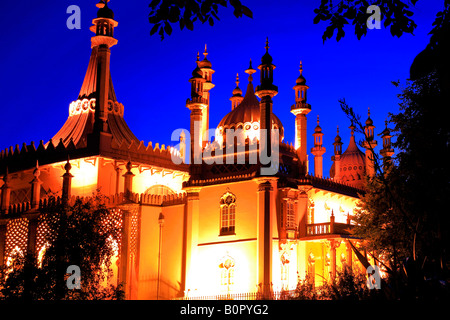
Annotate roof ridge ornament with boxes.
[244,59,256,83]
[203,44,208,60]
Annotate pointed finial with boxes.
[300,61,303,75]
[236,73,240,87]
[126,160,132,173]
[33,160,40,178]
[265,37,269,52]
[349,120,355,136]
[368,107,371,117]
[337,125,340,135]
[96,0,106,8]
[64,156,72,173]
[245,58,256,83]
[196,51,200,62]
[317,114,320,125]
[203,44,208,60]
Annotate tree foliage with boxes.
[341,69,449,300]
[148,0,252,40]
[0,194,124,300]
[313,0,418,42]
[293,268,374,300]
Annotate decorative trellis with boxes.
[5,218,29,265]
[129,209,139,259]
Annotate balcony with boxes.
[301,221,354,239]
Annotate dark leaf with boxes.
[150,23,160,35]
[164,21,173,35]
[149,0,162,10]
[241,6,253,18]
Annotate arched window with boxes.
[220,192,236,235]
[145,184,176,196]
[219,254,235,293]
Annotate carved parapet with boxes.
[109,138,185,169]
[297,174,365,197]
[0,137,82,176]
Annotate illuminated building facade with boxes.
[0,2,394,299]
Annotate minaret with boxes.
[332,126,343,181]
[255,38,278,173]
[291,61,311,174]
[230,73,244,110]
[362,108,378,177]
[186,54,208,169]
[380,120,394,170]
[90,0,118,135]
[311,115,326,177]
[197,45,215,147]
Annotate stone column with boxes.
[62,160,73,204]
[183,188,200,296]
[118,208,132,298]
[256,179,275,298]
[123,161,135,200]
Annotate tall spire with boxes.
[230,73,243,110]
[50,0,140,149]
[245,59,256,83]
[203,44,208,60]
[311,114,326,177]
[291,59,310,173]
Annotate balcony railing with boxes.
[180,290,298,300]
[304,222,353,237]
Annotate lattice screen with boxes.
[5,218,29,265]
[130,210,139,259]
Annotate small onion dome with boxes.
[198,44,212,69]
[334,134,342,143]
[198,58,212,69]
[97,3,114,19]
[232,86,242,97]
[296,61,306,85]
[381,123,390,137]
[365,108,374,126]
[314,120,322,133]
[261,37,273,65]
[190,66,203,79]
[334,126,342,143]
[232,73,243,97]
[296,74,306,85]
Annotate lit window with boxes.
[220,192,236,235]
[219,255,235,292]
[286,200,295,230]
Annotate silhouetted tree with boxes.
[148,0,252,39]
[340,68,449,300]
[0,194,124,300]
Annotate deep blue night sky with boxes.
[0,0,443,175]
